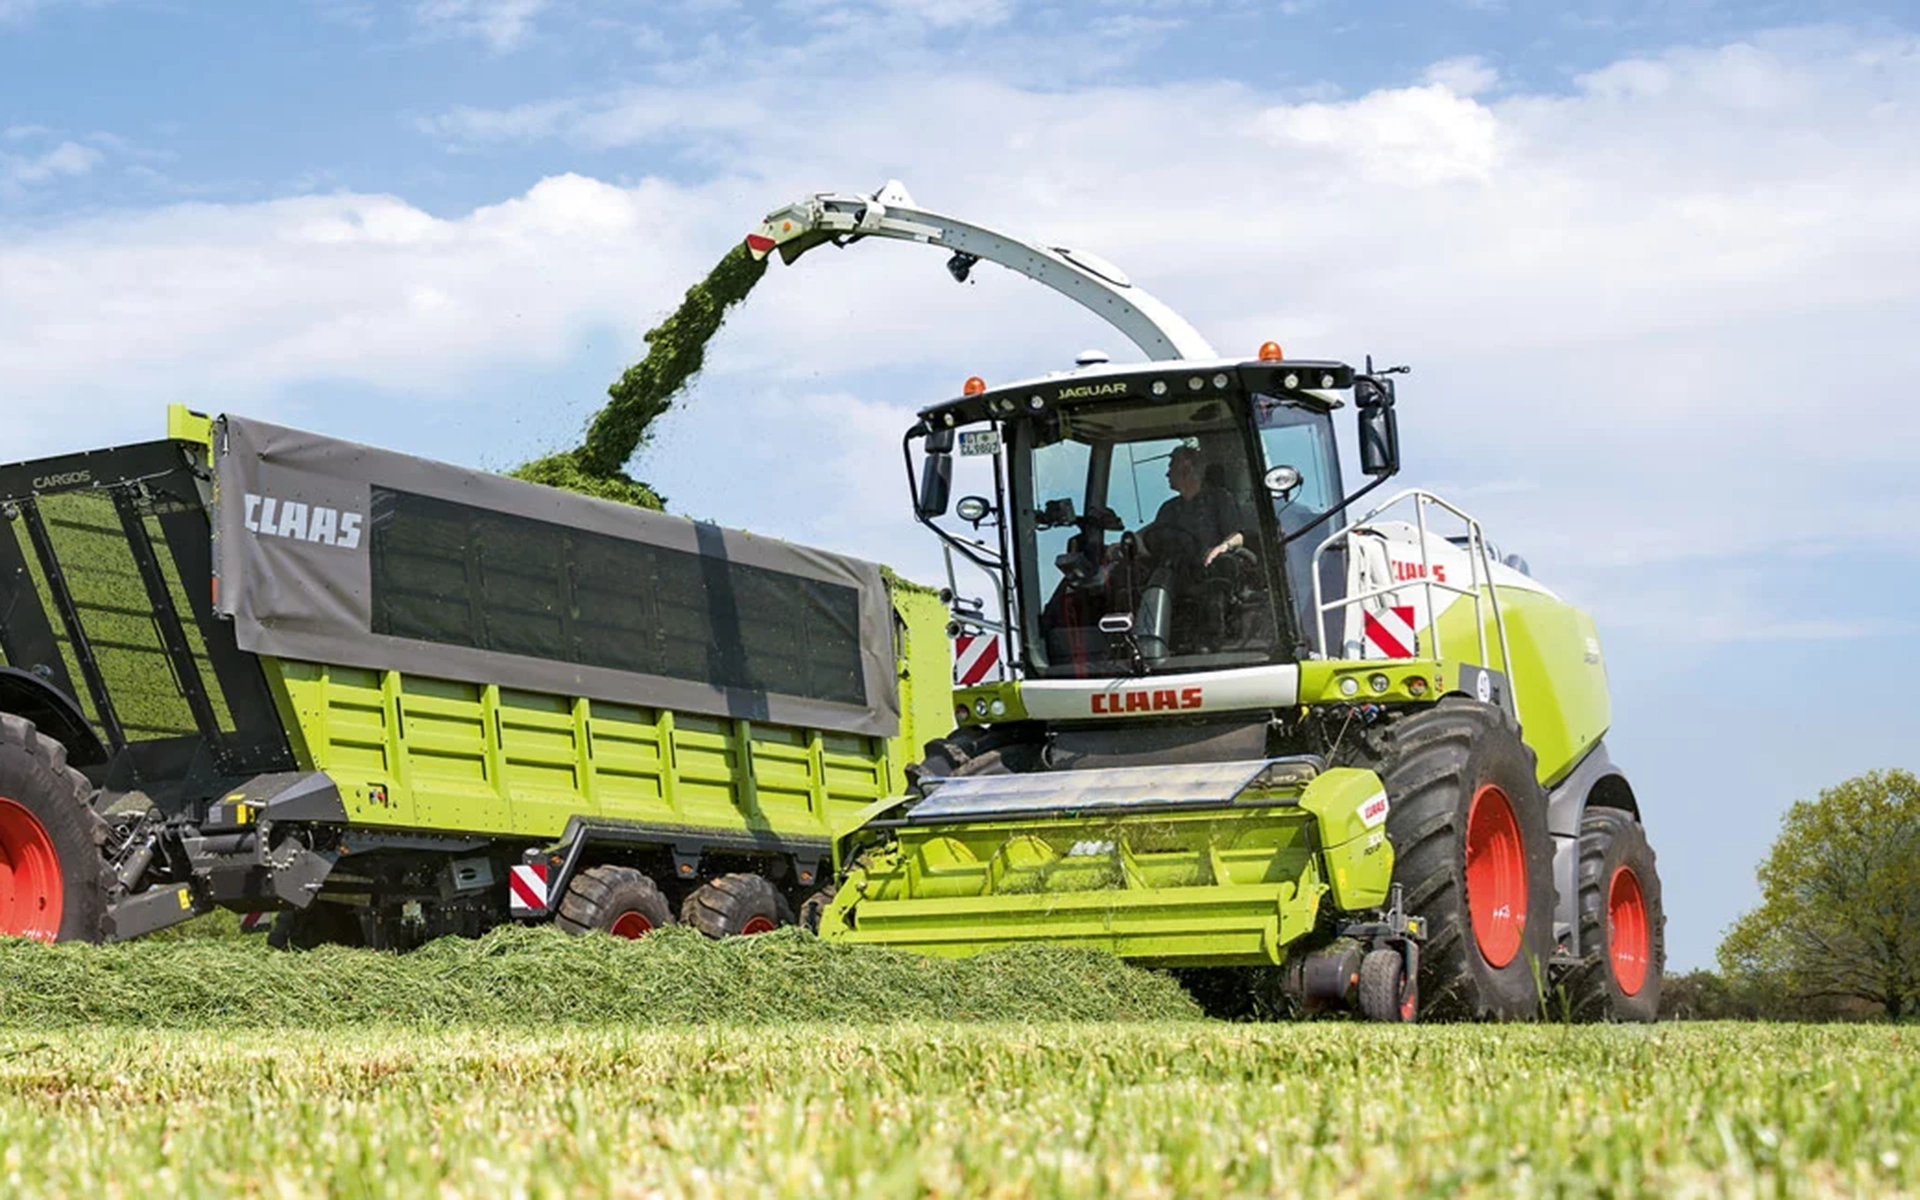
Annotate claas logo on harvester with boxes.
[1090,687,1203,715]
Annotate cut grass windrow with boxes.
[0,925,1201,1028]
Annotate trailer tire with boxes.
[555,865,673,939]
[0,712,109,943]
[268,901,366,951]
[680,873,792,938]
[797,884,836,934]
[1358,948,1417,1023]
[1379,697,1554,1020]
[1567,807,1664,1022]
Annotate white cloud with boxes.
[1,139,102,189]
[1423,54,1499,97]
[5,27,1920,643]
[413,0,548,51]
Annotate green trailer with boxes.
[0,406,951,948]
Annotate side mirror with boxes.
[1355,376,1400,478]
[917,427,954,518]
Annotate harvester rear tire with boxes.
[680,872,792,938]
[268,901,366,951]
[1567,807,1664,1022]
[0,712,109,943]
[555,865,672,939]
[1358,948,1417,1023]
[1379,697,1554,1020]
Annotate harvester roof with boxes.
[917,357,1357,431]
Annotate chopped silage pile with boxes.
[510,242,769,509]
[0,926,1201,1028]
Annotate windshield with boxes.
[1013,395,1298,678]
[1253,393,1345,652]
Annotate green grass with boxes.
[0,1022,1909,1197]
[0,926,1201,1028]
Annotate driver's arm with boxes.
[1202,492,1251,566]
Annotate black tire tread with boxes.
[555,864,673,936]
[1568,806,1665,1022]
[0,711,111,942]
[679,872,792,938]
[1378,697,1554,1021]
[797,884,836,934]
[1358,948,1411,1023]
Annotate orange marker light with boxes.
[963,376,987,396]
[1258,341,1285,362]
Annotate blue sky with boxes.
[4,0,1918,972]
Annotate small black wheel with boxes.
[269,901,366,951]
[1567,807,1665,1022]
[1358,949,1417,1023]
[680,872,792,938]
[555,865,673,938]
[0,712,110,943]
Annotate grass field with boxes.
[0,1020,1911,1198]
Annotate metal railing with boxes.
[1308,489,1518,718]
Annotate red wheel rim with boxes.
[608,911,653,939]
[1464,784,1528,968]
[741,915,776,935]
[1608,866,1650,996]
[0,796,63,942]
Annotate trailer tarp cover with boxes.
[213,415,899,737]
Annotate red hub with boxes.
[1464,784,1528,968]
[0,796,63,942]
[608,911,654,939]
[1607,866,1650,996]
[741,915,776,936]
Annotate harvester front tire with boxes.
[1380,697,1554,1020]
[680,872,791,938]
[0,712,109,943]
[1568,807,1664,1022]
[555,865,672,939]
[1358,948,1417,1023]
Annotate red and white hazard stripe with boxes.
[1363,605,1420,659]
[238,911,270,933]
[953,633,1001,686]
[508,864,550,915]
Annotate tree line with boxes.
[1659,768,1918,1021]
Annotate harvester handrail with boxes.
[1308,489,1518,721]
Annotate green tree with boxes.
[1719,769,1920,1019]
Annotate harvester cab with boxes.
[751,182,1664,1023]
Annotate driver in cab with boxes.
[1141,445,1250,569]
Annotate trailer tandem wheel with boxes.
[680,873,792,938]
[556,865,674,939]
[1378,697,1555,1020]
[0,713,110,943]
